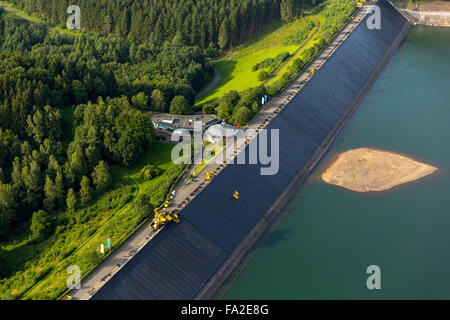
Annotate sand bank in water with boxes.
[322,148,437,192]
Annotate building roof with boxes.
[152,114,221,132]
[206,124,239,138]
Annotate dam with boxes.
[93,0,411,300]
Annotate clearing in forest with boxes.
[196,13,318,104]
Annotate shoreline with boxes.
[394,1,450,27]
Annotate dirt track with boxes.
[195,68,222,100]
[0,4,56,30]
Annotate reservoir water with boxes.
[221,25,450,299]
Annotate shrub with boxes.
[239,86,267,108]
[148,164,186,206]
[220,91,241,109]
[30,210,52,239]
[257,70,271,81]
[140,165,161,181]
[253,52,289,73]
[292,58,305,72]
[202,103,216,114]
[233,106,252,127]
[133,194,154,220]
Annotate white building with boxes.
[205,123,240,144]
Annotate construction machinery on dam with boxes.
[150,203,180,231]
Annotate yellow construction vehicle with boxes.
[206,171,215,181]
[62,295,72,300]
[150,207,179,231]
[232,191,239,201]
[310,67,315,75]
[163,200,170,208]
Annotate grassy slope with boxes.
[197,0,357,105]
[266,14,326,85]
[196,15,317,105]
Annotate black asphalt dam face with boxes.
[92,0,411,300]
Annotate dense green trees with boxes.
[151,89,166,113]
[0,0,359,297]
[233,107,253,126]
[218,19,229,50]
[9,0,285,50]
[0,12,212,129]
[0,11,211,242]
[170,96,192,115]
[215,87,267,126]
[281,0,296,22]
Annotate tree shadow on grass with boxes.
[201,59,237,102]
[2,233,53,279]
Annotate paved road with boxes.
[195,68,222,100]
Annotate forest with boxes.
[0,8,211,248]
[7,0,320,49]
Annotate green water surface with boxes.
[222,26,450,300]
